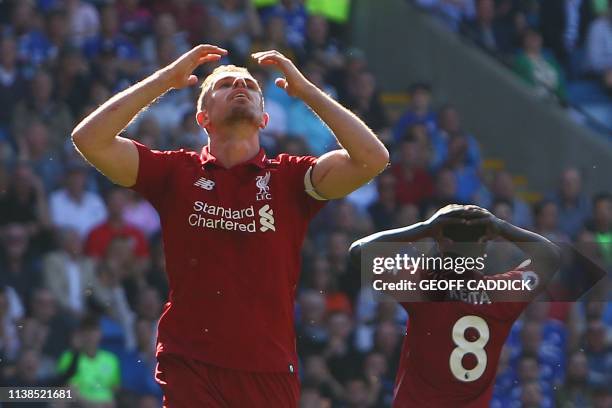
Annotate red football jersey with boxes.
[394,269,532,407]
[130,141,326,372]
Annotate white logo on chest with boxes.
[259,204,275,232]
[255,171,272,201]
[194,177,215,191]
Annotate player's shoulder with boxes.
[268,153,318,167]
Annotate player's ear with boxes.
[259,112,269,130]
[197,110,209,129]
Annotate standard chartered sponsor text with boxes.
[189,201,257,232]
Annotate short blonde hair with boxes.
[197,65,262,111]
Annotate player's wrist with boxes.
[294,80,319,101]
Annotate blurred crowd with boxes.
[0,0,610,407]
[414,0,612,132]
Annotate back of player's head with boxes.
[441,208,487,243]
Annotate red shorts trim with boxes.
[155,354,300,408]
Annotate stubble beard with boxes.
[222,105,260,127]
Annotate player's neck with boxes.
[208,131,260,169]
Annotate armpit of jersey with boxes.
[304,166,328,201]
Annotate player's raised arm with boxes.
[348,205,468,266]
[252,50,389,199]
[465,207,561,286]
[71,45,227,187]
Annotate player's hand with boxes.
[161,44,228,90]
[464,207,505,241]
[424,205,471,245]
[251,50,311,98]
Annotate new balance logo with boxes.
[194,177,215,190]
[259,204,275,232]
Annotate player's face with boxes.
[201,72,268,132]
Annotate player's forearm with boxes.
[498,221,560,275]
[299,83,389,173]
[71,71,172,152]
[349,222,433,265]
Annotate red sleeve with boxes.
[486,267,536,320]
[278,154,328,219]
[130,140,182,211]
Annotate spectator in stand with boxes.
[307,255,352,314]
[85,188,149,264]
[12,69,74,152]
[297,290,329,358]
[539,0,594,69]
[302,355,344,404]
[121,319,162,401]
[300,381,332,408]
[343,71,389,135]
[330,47,368,108]
[362,351,394,406]
[53,47,91,119]
[91,243,137,350]
[210,0,263,63]
[141,13,190,75]
[486,170,533,228]
[249,14,297,67]
[430,105,481,171]
[324,311,361,384]
[49,161,106,238]
[65,0,100,47]
[117,0,153,42]
[442,134,481,202]
[0,286,21,362]
[57,315,121,406]
[45,8,72,64]
[22,288,74,362]
[583,320,612,388]
[547,167,592,239]
[83,5,141,79]
[0,162,50,237]
[43,228,96,318]
[533,200,570,243]
[461,0,515,56]
[586,7,612,93]
[555,351,595,407]
[122,190,161,239]
[368,171,398,231]
[144,235,168,300]
[393,83,437,142]
[513,28,568,102]
[0,223,42,305]
[422,167,464,213]
[21,121,64,193]
[391,130,434,206]
[520,380,549,408]
[342,376,373,408]
[261,0,309,49]
[11,2,52,71]
[0,36,26,141]
[300,14,344,70]
[372,321,402,376]
[585,193,612,266]
[152,0,209,45]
